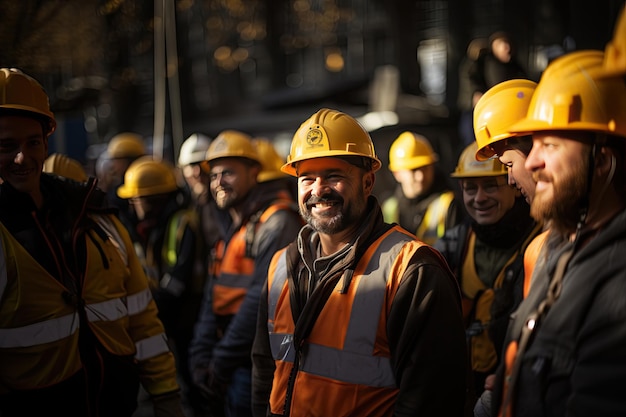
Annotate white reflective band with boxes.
[86,297,128,322]
[0,238,6,304]
[135,332,170,361]
[160,273,186,297]
[127,288,153,316]
[0,312,79,348]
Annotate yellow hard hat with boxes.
[451,142,507,178]
[282,108,381,176]
[43,153,88,182]
[602,4,626,77]
[253,138,288,182]
[388,131,438,171]
[204,130,260,165]
[178,133,212,166]
[509,50,626,139]
[0,68,56,136]
[474,79,537,161]
[107,132,146,159]
[117,157,179,198]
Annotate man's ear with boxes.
[596,146,615,176]
[363,171,375,195]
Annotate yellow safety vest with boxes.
[0,215,178,395]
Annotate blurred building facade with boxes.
[0,0,623,165]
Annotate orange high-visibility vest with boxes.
[266,226,426,417]
[211,201,297,315]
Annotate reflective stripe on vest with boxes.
[0,312,79,348]
[267,227,418,387]
[0,287,154,349]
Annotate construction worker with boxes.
[117,157,206,415]
[43,152,89,182]
[178,133,221,265]
[382,131,463,245]
[473,78,549,300]
[252,137,298,202]
[189,130,302,417]
[251,108,467,417]
[434,142,542,403]
[488,44,626,416]
[179,133,213,206]
[470,80,547,417]
[104,131,147,235]
[0,68,182,416]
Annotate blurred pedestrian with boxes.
[382,131,463,245]
[469,31,527,108]
[0,67,183,416]
[189,130,302,417]
[457,37,489,146]
[104,131,147,235]
[252,108,468,417]
[118,157,206,416]
[178,132,221,260]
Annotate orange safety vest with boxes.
[0,216,177,395]
[211,201,296,316]
[522,230,549,298]
[266,226,425,417]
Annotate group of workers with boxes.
[1,6,625,417]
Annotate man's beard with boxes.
[300,189,366,235]
[213,187,240,210]
[531,158,588,234]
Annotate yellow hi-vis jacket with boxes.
[381,190,455,245]
[0,214,178,396]
[266,226,425,417]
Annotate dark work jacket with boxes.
[492,208,626,417]
[188,180,303,384]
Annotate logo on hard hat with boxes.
[306,128,324,148]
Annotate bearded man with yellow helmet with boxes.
[251,108,467,417]
[487,7,626,416]
[0,68,183,416]
[188,129,302,417]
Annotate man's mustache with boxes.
[306,192,343,206]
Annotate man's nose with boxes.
[311,177,329,197]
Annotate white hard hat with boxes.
[178,133,212,166]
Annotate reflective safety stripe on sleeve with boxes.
[135,332,170,361]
